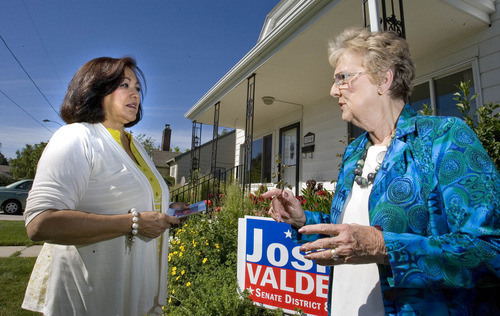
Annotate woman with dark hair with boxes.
[22,57,183,315]
[60,57,144,127]
[264,27,499,315]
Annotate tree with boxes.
[454,81,499,170]
[0,152,8,165]
[10,142,48,179]
[132,133,160,157]
[419,81,499,170]
[0,174,14,186]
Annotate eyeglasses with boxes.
[333,72,364,87]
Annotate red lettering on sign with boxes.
[245,262,328,315]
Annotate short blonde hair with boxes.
[328,27,415,102]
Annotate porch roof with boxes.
[185,0,495,130]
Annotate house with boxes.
[150,124,181,180]
[184,0,499,195]
[166,130,236,186]
[151,149,180,179]
[0,165,12,178]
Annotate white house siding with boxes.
[300,95,345,192]
[171,131,236,186]
[175,156,191,186]
[235,129,245,168]
[414,1,500,105]
[196,133,235,175]
[479,2,500,104]
[234,96,344,193]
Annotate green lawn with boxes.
[0,221,42,246]
[0,221,39,315]
[0,257,37,315]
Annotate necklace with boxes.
[354,131,395,188]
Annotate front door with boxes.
[279,123,300,196]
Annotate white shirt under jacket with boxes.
[22,123,170,316]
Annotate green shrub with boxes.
[0,173,15,186]
[163,175,176,188]
[420,81,500,171]
[165,179,331,314]
[165,184,283,315]
[453,81,499,170]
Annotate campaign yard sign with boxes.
[238,216,329,315]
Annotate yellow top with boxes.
[108,128,162,212]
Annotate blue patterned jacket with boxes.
[294,105,500,315]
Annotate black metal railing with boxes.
[170,165,243,204]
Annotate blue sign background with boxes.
[245,217,329,275]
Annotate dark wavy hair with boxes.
[60,56,146,127]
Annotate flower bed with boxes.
[165,180,334,315]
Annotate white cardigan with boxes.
[23,123,170,316]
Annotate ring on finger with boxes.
[330,248,339,261]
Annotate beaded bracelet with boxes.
[129,208,139,244]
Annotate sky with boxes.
[0,0,280,159]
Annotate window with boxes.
[410,68,475,118]
[347,67,476,143]
[348,124,364,143]
[250,134,273,183]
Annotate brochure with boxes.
[167,201,206,218]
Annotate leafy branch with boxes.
[454,81,499,170]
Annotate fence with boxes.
[170,165,243,205]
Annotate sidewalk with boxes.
[0,245,42,257]
[0,213,42,257]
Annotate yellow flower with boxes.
[179,252,183,258]
[181,269,185,275]
[176,276,180,280]
[180,245,185,252]
[172,289,175,294]
[215,244,220,249]
[202,258,207,264]
[186,282,191,287]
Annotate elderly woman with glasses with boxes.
[263,27,499,315]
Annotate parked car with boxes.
[0,179,33,215]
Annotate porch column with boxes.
[243,73,256,194]
[211,102,220,174]
[190,121,202,178]
[362,0,406,38]
[365,0,380,32]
